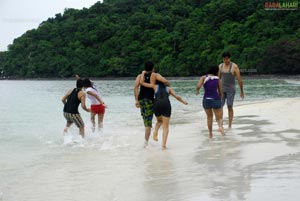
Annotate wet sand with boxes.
[142,97,300,201]
[1,98,299,201]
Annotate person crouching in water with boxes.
[83,78,106,132]
[196,66,225,138]
[140,71,188,150]
[62,79,90,138]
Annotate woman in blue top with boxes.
[140,71,188,149]
[196,66,224,138]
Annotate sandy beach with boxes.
[1,79,299,201]
[192,97,300,200]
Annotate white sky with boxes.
[0,0,101,51]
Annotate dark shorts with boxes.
[63,112,85,128]
[222,91,235,107]
[91,104,105,114]
[153,100,171,117]
[139,99,153,127]
[203,98,222,109]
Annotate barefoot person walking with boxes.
[196,66,224,138]
[218,52,244,128]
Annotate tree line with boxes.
[1,0,300,78]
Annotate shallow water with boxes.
[0,77,300,201]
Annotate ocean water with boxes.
[0,77,300,201]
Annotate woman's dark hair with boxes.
[207,66,219,76]
[83,78,97,91]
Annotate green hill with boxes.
[1,0,300,78]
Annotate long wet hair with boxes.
[83,78,97,91]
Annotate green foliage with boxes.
[1,0,300,78]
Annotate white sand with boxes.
[1,98,299,201]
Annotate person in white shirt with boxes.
[83,78,106,132]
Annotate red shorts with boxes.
[91,104,105,114]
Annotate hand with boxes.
[135,100,140,108]
[240,91,244,100]
[195,91,199,95]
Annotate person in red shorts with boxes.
[83,78,106,132]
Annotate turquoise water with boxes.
[0,77,299,201]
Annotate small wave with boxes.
[285,79,300,85]
[62,128,131,150]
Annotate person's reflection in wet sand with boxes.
[142,151,182,201]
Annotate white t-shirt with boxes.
[86,87,101,105]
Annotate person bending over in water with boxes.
[196,66,224,138]
[62,79,90,138]
[140,71,188,150]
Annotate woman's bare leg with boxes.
[153,116,162,141]
[161,116,170,149]
[204,109,213,138]
[213,108,225,135]
[91,113,96,132]
[98,113,104,130]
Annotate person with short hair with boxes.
[134,61,169,147]
[62,79,90,137]
[218,52,244,128]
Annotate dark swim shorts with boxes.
[221,91,235,107]
[139,99,153,127]
[202,98,222,109]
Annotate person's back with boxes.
[203,75,220,100]
[63,88,81,114]
[138,72,154,101]
[86,87,100,104]
[153,84,171,117]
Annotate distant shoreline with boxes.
[1,74,300,81]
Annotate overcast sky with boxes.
[0,0,101,51]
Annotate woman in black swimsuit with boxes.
[140,71,188,149]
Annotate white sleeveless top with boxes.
[86,87,101,105]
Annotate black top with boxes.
[138,72,154,101]
[63,88,81,114]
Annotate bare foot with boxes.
[209,134,213,139]
[218,127,225,136]
[162,146,167,150]
[63,128,68,135]
[153,131,158,141]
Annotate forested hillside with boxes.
[1,0,300,78]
